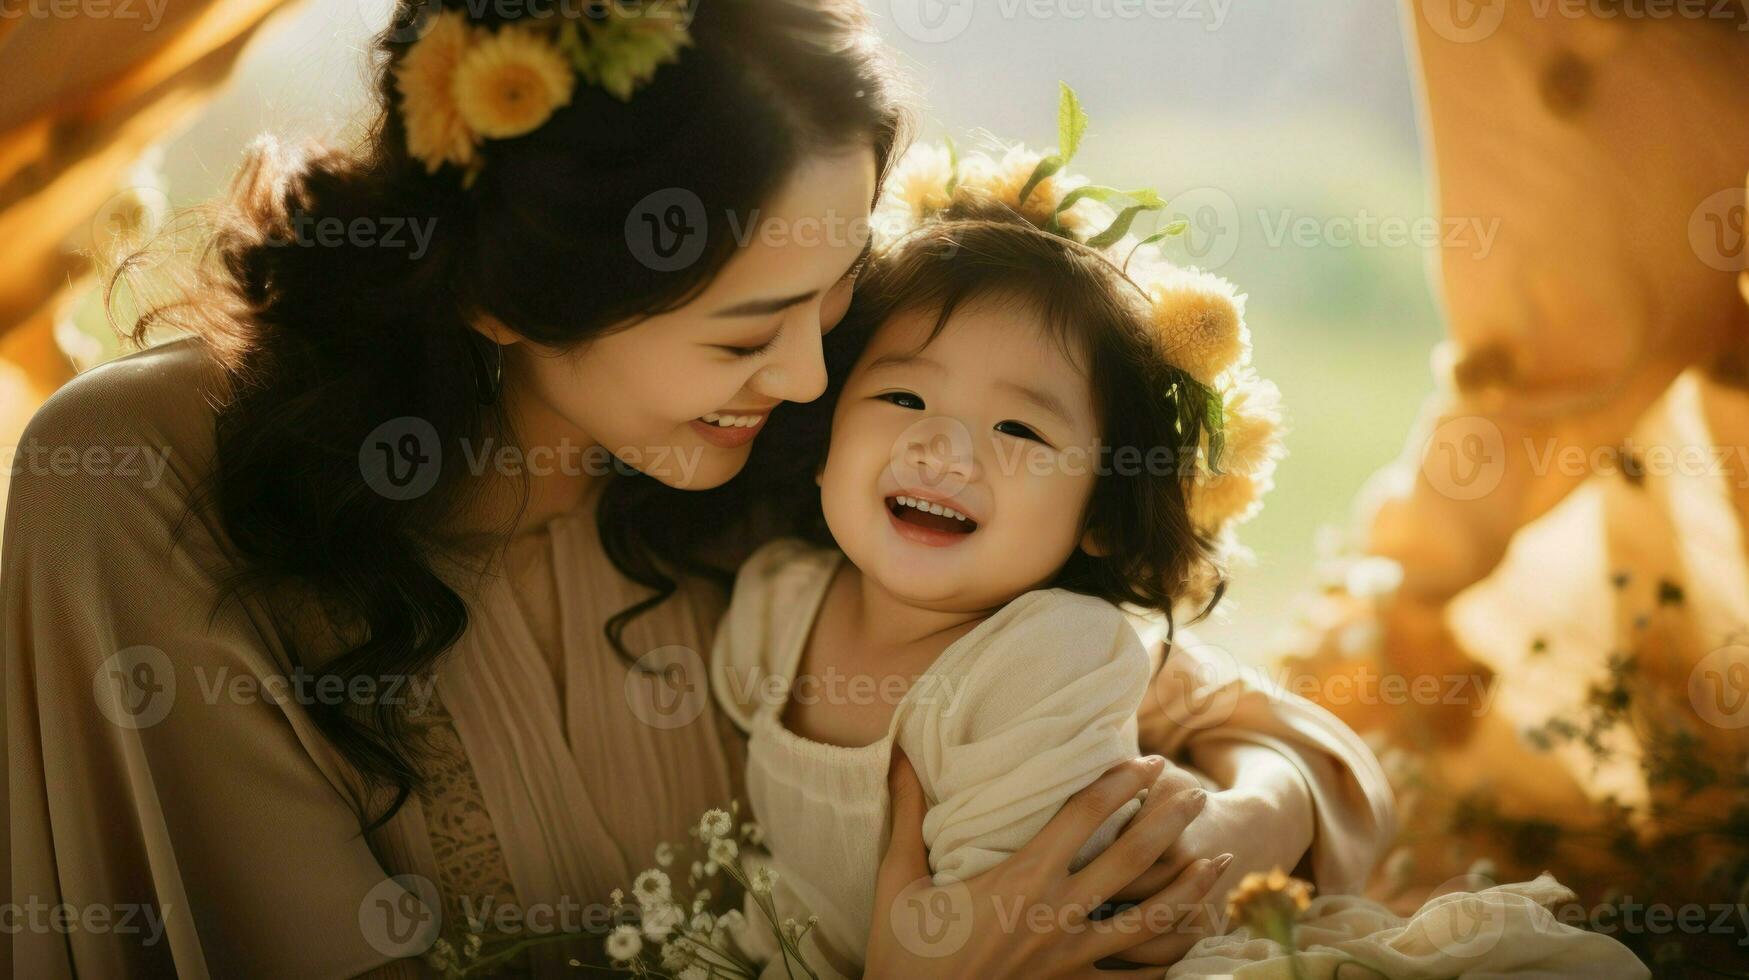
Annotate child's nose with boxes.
[896,417,979,493]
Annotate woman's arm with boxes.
[5,349,416,978]
[1106,631,1396,964]
[867,753,1223,979]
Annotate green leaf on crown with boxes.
[1086,201,1165,249]
[1058,82,1088,164]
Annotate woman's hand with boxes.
[865,751,1231,979]
[1110,744,1316,965]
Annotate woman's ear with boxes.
[469,311,520,347]
[1079,524,1110,557]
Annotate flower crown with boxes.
[873,84,1285,549]
[393,3,692,185]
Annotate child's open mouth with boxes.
[885,494,978,543]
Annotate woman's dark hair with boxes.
[772,192,1227,630]
[110,0,911,831]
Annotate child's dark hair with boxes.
[770,193,1227,631]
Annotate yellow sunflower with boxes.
[452,26,576,141]
[394,11,479,173]
[1146,266,1249,386]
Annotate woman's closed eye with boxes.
[719,325,783,358]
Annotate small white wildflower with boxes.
[660,938,691,970]
[689,860,703,883]
[632,869,672,906]
[690,910,715,933]
[605,924,643,963]
[679,965,709,980]
[703,860,718,876]
[699,808,733,840]
[642,902,684,941]
[716,909,745,932]
[741,821,764,845]
[708,837,738,865]
[750,865,778,894]
[425,937,459,973]
[783,917,800,941]
[654,841,675,867]
[608,887,624,909]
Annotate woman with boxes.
[1,1,1391,976]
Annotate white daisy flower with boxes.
[605,924,643,963]
[708,837,738,865]
[698,809,732,840]
[750,865,778,894]
[642,902,684,941]
[632,869,672,906]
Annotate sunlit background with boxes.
[66,0,1446,657]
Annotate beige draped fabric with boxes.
[0,0,299,529]
[1280,3,1749,904]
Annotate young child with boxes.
[708,135,1284,979]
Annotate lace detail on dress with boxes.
[411,688,521,934]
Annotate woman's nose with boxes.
[748,314,828,405]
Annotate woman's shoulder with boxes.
[21,335,222,458]
[9,336,225,538]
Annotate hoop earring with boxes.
[469,334,503,405]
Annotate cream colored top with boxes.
[709,538,1149,977]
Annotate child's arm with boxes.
[902,590,1152,884]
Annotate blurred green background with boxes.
[71,0,1445,658]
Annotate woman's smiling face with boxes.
[494,145,878,489]
[818,294,1108,611]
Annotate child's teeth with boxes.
[894,495,969,522]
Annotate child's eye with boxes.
[996,420,1049,445]
[877,391,924,410]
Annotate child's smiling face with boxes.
[818,294,1107,609]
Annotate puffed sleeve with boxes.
[3,342,419,979]
[1128,611,1397,896]
[707,536,834,732]
[901,590,1151,884]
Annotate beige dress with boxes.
[4,338,1393,979]
[3,338,745,978]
